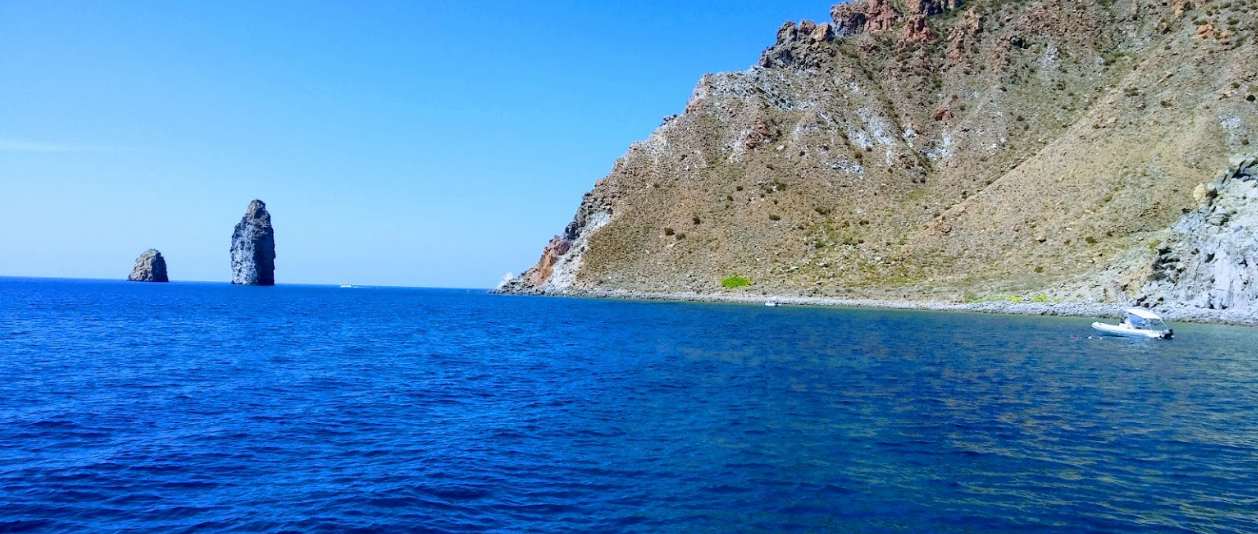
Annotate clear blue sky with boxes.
[0,1,830,287]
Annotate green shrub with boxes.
[721,276,752,289]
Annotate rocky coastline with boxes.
[498,287,1258,327]
[499,0,1258,326]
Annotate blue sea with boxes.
[2,278,1257,532]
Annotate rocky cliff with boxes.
[501,0,1258,323]
[127,249,168,282]
[230,199,276,286]
[1135,156,1258,314]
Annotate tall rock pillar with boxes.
[230,199,276,286]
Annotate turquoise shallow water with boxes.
[2,277,1257,532]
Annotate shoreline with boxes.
[500,288,1258,327]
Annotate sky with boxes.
[0,0,832,287]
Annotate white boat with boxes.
[765,301,780,307]
[1091,308,1173,339]
[339,283,353,288]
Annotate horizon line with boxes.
[0,275,490,291]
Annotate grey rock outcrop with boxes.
[128,249,169,282]
[230,199,276,286]
[1138,156,1258,313]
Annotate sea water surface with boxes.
[2,278,1257,532]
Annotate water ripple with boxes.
[1,279,1257,531]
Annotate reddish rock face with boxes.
[809,21,835,42]
[946,8,983,63]
[743,118,778,150]
[902,15,935,43]
[865,0,900,32]
[1172,0,1192,17]
[527,236,573,287]
[759,19,835,68]
[1195,22,1217,39]
[828,0,960,38]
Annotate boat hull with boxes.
[1091,322,1172,339]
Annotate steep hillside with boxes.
[500,0,1258,322]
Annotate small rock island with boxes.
[128,249,169,282]
[230,199,276,286]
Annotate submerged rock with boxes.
[128,249,169,282]
[230,199,276,286]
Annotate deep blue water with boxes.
[2,278,1258,532]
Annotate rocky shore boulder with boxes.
[127,249,169,282]
[230,199,276,286]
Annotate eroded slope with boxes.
[501,0,1258,321]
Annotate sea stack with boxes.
[230,199,276,286]
[127,249,169,282]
